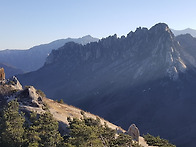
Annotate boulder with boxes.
[18,86,43,108]
[8,76,23,90]
[127,124,140,141]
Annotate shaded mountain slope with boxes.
[18,23,196,146]
[0,35,98,72]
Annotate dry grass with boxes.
[43,97,125,131]
[43,97,152,147]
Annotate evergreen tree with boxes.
[99,123,116,146]
[66,117,133,147]
[0,100,142,147]
[59,99,64,104]
[25,112,40,147]
[143,133,176,147]
[67,118,103,147]
[37,112,63,147]
[0,100,25,147]
[0,108,3,145]
[26,111,63,147]
[114,133,133,147]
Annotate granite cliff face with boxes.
[18,23,196,146]
[44,23,188,81]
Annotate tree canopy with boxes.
[0,100,175,147]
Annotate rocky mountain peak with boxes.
[150,23,171,33]
[81,35,94,39]
[127,23,173,39]
[149,23,175,43]
[42,23,189,81]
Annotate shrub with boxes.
[143,133,176,147]
[36,89,46,98]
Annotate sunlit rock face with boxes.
[18,23,196,146]
[0,68,5,80]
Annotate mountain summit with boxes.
[18,23,196,146]
[44,22,187,81]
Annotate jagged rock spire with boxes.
[0,68,5,80]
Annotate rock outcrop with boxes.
[127,124,140,141]
[0,68,5,80]
[17,86,44,107]
[2,78,45,114]
[8,76,23,90]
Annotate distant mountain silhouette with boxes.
[18,23,196,147]
[0,63,23,78]
[0,35,99,72]
[171,28,196,37]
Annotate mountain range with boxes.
[18,23,196,147]
[171,28,196,37]
[0,35,99,72]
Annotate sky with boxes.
[0,0,196,50]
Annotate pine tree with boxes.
[114,133,132,147]
[25,112,40,147]
[38,112,63,147]
[59,99,64,104]
[99,122,116,146]
[66,117,134,147]
[0,108,4,145]
[0,100,25,147]
[67,118,103,147]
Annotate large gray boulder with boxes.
[127,124,140,141]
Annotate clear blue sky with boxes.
[0,0,196,50]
